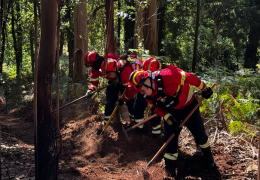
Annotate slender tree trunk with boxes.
[244,24,260,70]
[158,5,166,56]
[0,0,3,73]
[143,0,158,56]
[36,0,57,179]
[73,0,87,82]
[66,2,74,79]
[16,2,22,78]
[0,0,5,74]
[11,2,23,78]
[33,0,38,178]
[192,0,200,72]
[124,0,135,52]
[59,29,64,57]
[116,0,120,55]
[105,0,115,54]
[134,0,144,56]
[30,27,35,75]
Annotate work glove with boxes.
[168,116,182,134]
[202,87,213,99]
[86,89,94,97]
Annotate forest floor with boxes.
[0,98,259,180]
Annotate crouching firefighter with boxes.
[100,56,142,126]
[84,51,120,94]
[129,68,216,177]
[132,57,170,136]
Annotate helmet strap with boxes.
[142,77,154,91]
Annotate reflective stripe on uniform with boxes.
[135,118,144,128]
[176,85,181,93]
[164,113,171,121]
[123,95,130,100]
[105,116,110,119]
[152,124,161,130]
[152,129,161,134]
[185,85,194,105]
[152,124,161,134]
[104,120,108,124]
[90,77,99,81]
[198,81,204,90]
[119,60,125,66]
[90,85,97,90]
[135,118,144,123]
[180,71,186,85]
[164,153,178,160]
[199,140,210,149]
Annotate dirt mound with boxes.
[1,103,258,180]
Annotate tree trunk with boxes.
[124,0,135,52]
[244,24,260,70]
[59,29,64,57]
[134,0,144,56]
[192,0,200,72]
[65,1,74,79]
[0,0,5,74]
[30,27,35,75]
[157,5,166,56]
[116,0,120,55]
[105,0,115,54]
[144,0,158,56]
[11,2,23,78]
[16,2,22,78]
[36,0,57,179]
[73,0,87,82]
[0,0,3,73]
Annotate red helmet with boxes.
[101,58,117,74]
[84,51,100,67]
[129,70,150,93]
[142,57,161,71]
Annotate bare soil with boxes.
[0,100,258,180]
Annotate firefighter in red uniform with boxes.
[132,57,164,136]
[129,68,215,177]
[84,51,120,94]
[100,57,142,125]
[84,51,136,124]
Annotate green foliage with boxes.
[199,66,260,139]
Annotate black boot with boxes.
[201,147,216,168]
[164,159,177,177]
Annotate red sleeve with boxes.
[89,68,102,91]
[162,68,206,90]
[120,66,134,101]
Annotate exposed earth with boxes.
[0,97,259,180]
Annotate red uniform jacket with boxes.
[114,57,142,101]
[145,68,206,121]
[89,53,120,91]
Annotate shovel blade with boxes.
[122,125,128,139]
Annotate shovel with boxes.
[52,84,112,113]
[99,89,126,137]
[146,83,216,167]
